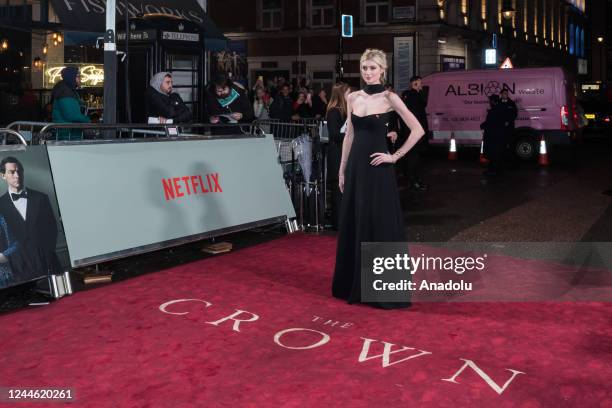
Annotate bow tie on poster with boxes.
[11,192,27,201]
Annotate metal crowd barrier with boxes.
[0,128,28,146]
[6,121,49,144]
[5,120,328,229]
[253,119,326,230]
[5,121,267,143]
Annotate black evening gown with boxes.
[332,102,411,309]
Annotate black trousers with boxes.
[404,148,422,183]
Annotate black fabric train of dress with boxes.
[332,84,411,309]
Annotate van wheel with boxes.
[514,137,536,161]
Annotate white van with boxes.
[422,67,579,160]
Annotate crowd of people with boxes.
[46,66,517,182]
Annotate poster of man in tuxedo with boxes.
[0,155,61,289]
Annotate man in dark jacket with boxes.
[145,72,192,124]
[499,88,518,129]
[0,157,61,281]
[205,74,253,135]
[269,84,294,122]
[51,67,90,140]
[481,95,510,176]
[498,89,518,168]
[400,75,429,190]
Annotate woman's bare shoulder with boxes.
[384,90,400,100]
[348,90,364,101]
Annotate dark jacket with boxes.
[145,86,193,123]
[499,98,518,130]
[293,101,313,119]
[0,189,61,279]
[480,103,510,159]
[51,80,90,140]
[326,108,345,145]
[205,85,253,135]
[326,107,346,181]
[311,95,328,118]
[401,88,429,132]
[400,88,429,149]
[269,94,294,122]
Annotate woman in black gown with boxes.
[332,49,425,309]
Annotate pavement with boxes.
[402,133,612,243]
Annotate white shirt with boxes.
[9,188,27,221]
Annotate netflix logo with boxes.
[162,173,223,201]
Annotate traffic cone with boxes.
[538,135,549,166]
[448,132,457,161]
[479,140,489,165]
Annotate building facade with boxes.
[587,0,610,83]
[209,0,590,91]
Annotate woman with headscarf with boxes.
[51,66,91,140]
[145,72,193,124]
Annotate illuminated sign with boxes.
[485,49,497,65]
[577,58,588,75]
[341,15,354,37]
[441,55,466,72]
[161,31,199,42]
[117,30,157,41]
[44,64,104,89]
[500,57,514,69]
[581,84,600,91]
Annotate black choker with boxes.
[363,84,385,95]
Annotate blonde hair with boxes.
[360,48,388,84]
[326,82,349,117]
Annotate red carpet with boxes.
[1,234,612,407]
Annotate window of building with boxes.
[556,2,561,47]
[533,0,538,41]
[311,0,335,28]
[461,0,468,26]
[364,0,389,25]
[569,22,574,54]
[523,0,528,38]
[497,0,502,33]
[551,0,556,44]
[260,0,283,30]
[575,25,581,56]
[438,0,445,20]
[568,0,585,13]
[564,10,568,49]
[481,0,487,29]
[542,0,548,44]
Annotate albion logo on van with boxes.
[445,81,516,97]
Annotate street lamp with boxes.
[501,1,516,20]
[597,37,604,43]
